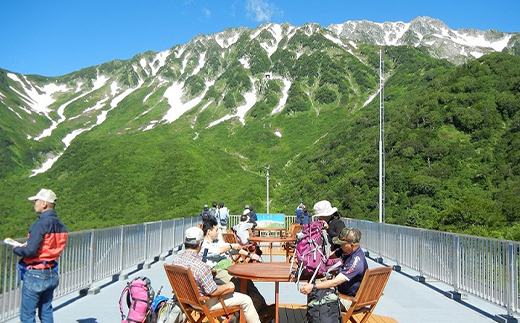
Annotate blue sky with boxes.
[1,0,519,77]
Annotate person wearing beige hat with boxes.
[11,188,68,323]
[172,227,261,323]
[299,227,368,312]
[313,200,346,249]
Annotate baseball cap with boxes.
[185,227,204,244]
[28,189,57,204]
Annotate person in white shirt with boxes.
[200,219,274,323]
[233,214,254,245]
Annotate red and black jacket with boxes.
[14,209,68,269]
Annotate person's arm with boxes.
[219,243,240,254]
[299,274,346,295]
[208,281,235,296]
[13,222,43,258]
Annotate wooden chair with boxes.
[221,232,255,263]
[164,264,245,323]
[284,223,302,262]
[340,266,392,323]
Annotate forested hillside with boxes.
[1,44,519,241]
[280,51,520,240]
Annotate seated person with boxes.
[201,219,274,323]
[298,227,368,312]
[233,214,255,244]
[172,227,260,323]
[313,200,346,252]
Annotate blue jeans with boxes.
[20,269,59,323]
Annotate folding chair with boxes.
[164,264,245,323]
[340,266,392,323]
[221,232,255,263]
[284,223,302,262]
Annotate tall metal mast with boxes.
[266,165,270,213]
[378,49,386,223]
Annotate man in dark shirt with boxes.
[13,188,68,323]
[299,227,367,311]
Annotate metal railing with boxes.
[0,217,198,322]
[347,219,520,317]
[2,215,518,320]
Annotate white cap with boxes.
[185,227,204,244]
[313,200,337,217]
[28,189,57,204]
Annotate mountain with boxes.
[0,17,519,240]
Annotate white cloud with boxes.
[246,0,280,22]
[202,7,211,18]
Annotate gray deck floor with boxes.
[6,253,511,323]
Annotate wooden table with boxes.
[254,227,286,237]
[228,262,294,323]
[248,236,296,262]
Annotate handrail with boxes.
[2,215,518,321]
[346,219,520,317]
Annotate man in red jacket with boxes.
[13,188,68,323]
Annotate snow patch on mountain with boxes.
[7,73,69,115]
[192,52,206,76]
[239,57,250,69]
[271,77,291,115]
[162,81,214,124]
[151,50,170,76]
[216,32,240,49]
[207,79,257,127]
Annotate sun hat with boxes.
[28,189,57,204]
[185,227,204,243]
[313,200,337,217]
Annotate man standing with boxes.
[299,227,368,311]
[13,188,68,323]
[172,227,260,323]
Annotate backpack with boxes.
[120,277,155,323]
[291,221,342,284]
[201,210,213,221]
[209,208,217,218]
[307,288,342,323]
[217,209,228,226]
[154,296,185,323]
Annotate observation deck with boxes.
[2,216,518,323]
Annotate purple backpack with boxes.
[292,221,342,284]
[120,277,155,323]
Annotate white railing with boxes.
[0,217,199,322]
[2,215,518,321]
[347,219,520,318]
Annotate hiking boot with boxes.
[259,304,276,323]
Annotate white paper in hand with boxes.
[3,238,25,247]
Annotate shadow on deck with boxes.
[278,304,398,323]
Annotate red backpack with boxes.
[119,277,156,323]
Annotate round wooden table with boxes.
[248,236,296,262]
[228,262,295,323]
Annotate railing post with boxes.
[393,226,401,272]
[144,223,148,261]
[446,235,461,300]
[88,230,95,286]
[495,242,518,323]
[507,242,514,316]
[119,226,124,271]
[414,229,425,282]
[159,221,163,254]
